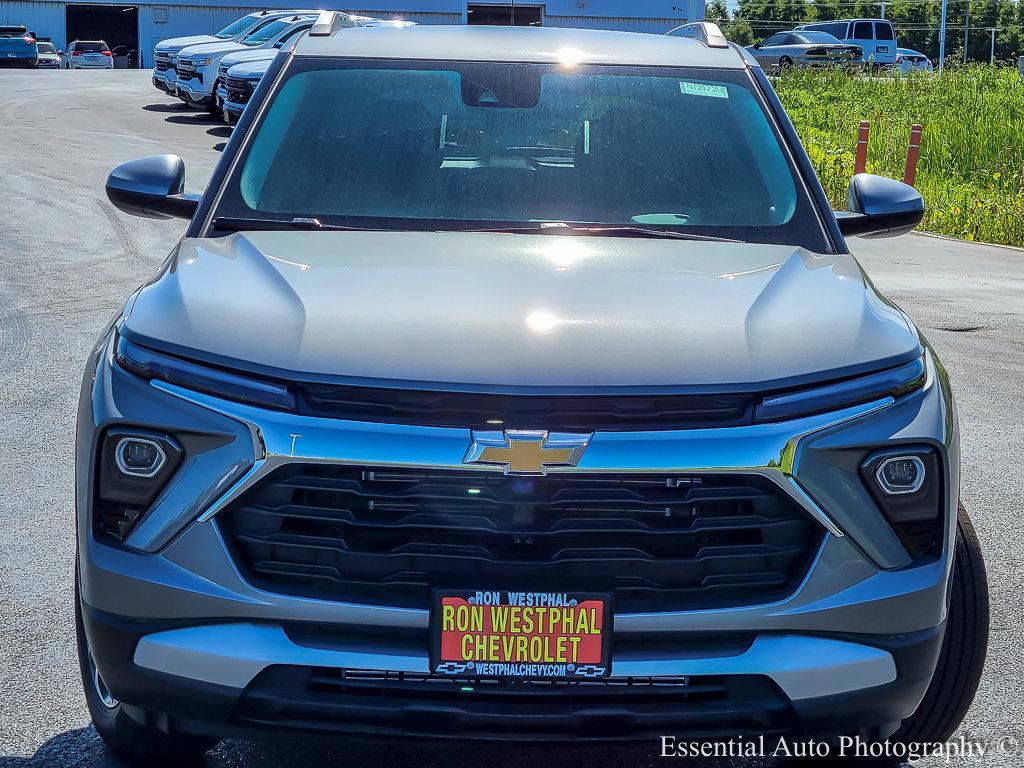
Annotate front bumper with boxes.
[176,76,213,106]
[77,332,959,742]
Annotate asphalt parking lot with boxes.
[1,70,1022,768]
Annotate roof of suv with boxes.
[294,24,748,69]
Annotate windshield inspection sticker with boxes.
[679,81,730,99]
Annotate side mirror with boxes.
[753,42,761,49]
[837,173,924,238]
[105,154,200,220]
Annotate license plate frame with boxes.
[429,589,613,680]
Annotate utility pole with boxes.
[990,28,998,63]
[938,0,947,73]
[880,2,886,19]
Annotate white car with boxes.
[175,14,330,112]
[152,9,322,94]
[796,19,898,66]
[896,48,933,73]
[64,40,113,69]
[36,41,61,68]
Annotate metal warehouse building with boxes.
[0,1,703,66]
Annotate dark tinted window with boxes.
[0,26,28,37]
[37,42,56,53]
[875,22,895,40]
[817,22,849,38]
[215,60,831,250]
[853,22,873,40]
[75,41,107,52]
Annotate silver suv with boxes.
[80,18,988,761]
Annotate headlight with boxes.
[755,356,926,423]
[190,56,213,67]
[115,334,295,410]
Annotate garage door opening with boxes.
[467,4,542,26]
[65,5,139,67]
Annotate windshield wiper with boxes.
[451,223,741,242]
[565,226,741,243]
[211,216,376,232]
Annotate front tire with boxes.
[891,504,989,744]
[76,568,214,763]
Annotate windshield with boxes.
[216,14,261,40]
[241,18,300,46]
[38,42,56,53]
[793,32,842,44]
[216,60,827,248]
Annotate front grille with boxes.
[154,57,173,73]
[294,383,755,431]
[231,666,796,741]
[224,76,253,104]
[176,60,200,82]
[219,466,822,612]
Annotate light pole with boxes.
[938,0,947,73]
[963,0,970,63]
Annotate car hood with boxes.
[228,59,272,78]
[176,40,246,57]
[156,35,222,53]
[221,47,277,68]
[122,232,921,391]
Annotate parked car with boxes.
[797,19,898,66]
[218,58,271,123]
[35,41,61,68]
[64,40,113,69]
[896,47,933,73]
[0,25,38,68]
[152,9,322,95]
[210,21,316,113]
[214,18,418,122]
[174,14,325,113]
[83,17,988,762]
[746,30,864,73]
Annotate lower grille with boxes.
[230,666,795,741]
[219,466,822,612]
[154,59,173,73]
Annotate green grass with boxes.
[774,66,1024,247]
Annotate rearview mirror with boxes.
[105,154,200,220]
[836,173,924,238]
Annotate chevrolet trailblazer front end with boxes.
[76,20,988,764]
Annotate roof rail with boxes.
[665,21,729,49]
[309,9,357,36]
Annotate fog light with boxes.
[115,437,166,478]
[875,455,925,494]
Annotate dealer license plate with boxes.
[430,590,612,680]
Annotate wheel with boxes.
[75,566,214,763]
[891,504,989,744]
[205,81,222,116]
[778,56,794,73]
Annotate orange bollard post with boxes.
[904,123,923,186]
[854,120,870,175]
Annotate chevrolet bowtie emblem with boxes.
[464,430,592,475]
